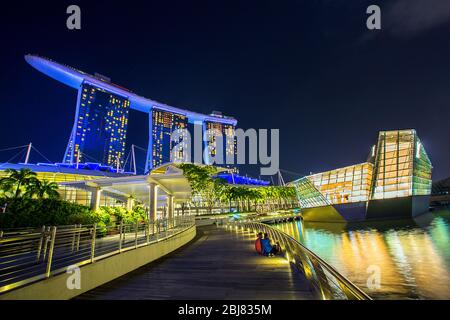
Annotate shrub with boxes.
[0,197,148,231]
[0,197,94,229]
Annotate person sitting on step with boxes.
[261,233,274,256]
[255,232,263,255]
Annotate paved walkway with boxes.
[76,225,315,300]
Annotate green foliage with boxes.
[24,180,60,199]
[0,197,148,229]
[0,197,93,228]
[0,168,147,228]
[178,164,218,195]
[131,205,148,223]
[0,168,60,200]
[178,163,297,214]
[179,164,227,213]
[96,204,147,225]
[0,168,38,198]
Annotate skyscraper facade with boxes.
[149,108,188,168]
[204,120,237,171]
[64,83,130,167]
[25,55,238,173]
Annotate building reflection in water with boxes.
[274,209,450,299]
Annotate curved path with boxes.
[76,225,315,300]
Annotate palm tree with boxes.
[0,168,38,199]
[39,180,60,199]
[25,179,60,199]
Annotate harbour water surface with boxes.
[274,209,450,299]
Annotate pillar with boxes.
[126,197,134,211]
[167,194,174,227]
[90,187,102,211]
[149,183,158,222]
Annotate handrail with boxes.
[243,213,300,223]
[227,221,372,300]
[0,216,195,295]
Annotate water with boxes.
[273,209,450,299]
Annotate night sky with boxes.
[1,0,449,181]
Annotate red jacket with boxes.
[255,238,262,254]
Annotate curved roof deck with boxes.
[25,54,237,125]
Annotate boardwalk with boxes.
[76,225,315,300]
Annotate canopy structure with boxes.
[25,54,237,125]
[60,164,193,208]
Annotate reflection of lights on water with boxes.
[274,212,450,299]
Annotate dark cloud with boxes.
[384,0,450,37]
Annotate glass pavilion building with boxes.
[292,129,432,222]
[25,55,237,173]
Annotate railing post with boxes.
[309,256,333,300]
[45,226,57,278]
[36,225,45,262]
[151,219,155,237]
[42,226,50,260]
[134,220,138,249]
[119,221,123,252]
[71,224,76,253]
[146,221,150,244]
[90,224,97,263]
[163,218,167,238]
[76,224,81,252]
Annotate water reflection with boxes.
[274,209,450,299]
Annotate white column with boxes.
[126,197,134,211]
[167,194,174,227]
[149,183,158,222]
[90,187,102,211]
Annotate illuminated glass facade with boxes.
[205,121,237,170]
[371,129,432,200]
[292,129,432,212]
[64,83,130,167]
[294,177,330,208]
[306,163,374,206]
[150,108,188,168]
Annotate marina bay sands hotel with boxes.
[25,55,237,173]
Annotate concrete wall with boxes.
[301,205,346,223]
[0,226,196,300]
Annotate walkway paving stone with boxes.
[76,225,316,300]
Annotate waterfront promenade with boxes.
[77,225,315,300]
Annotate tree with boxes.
[0,168,38,199]
[177,163,299,214]
[25,179,60,199]
[178,164,227,214]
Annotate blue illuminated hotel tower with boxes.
[150,108,188,168]
[64,83,130,167]
[25,55,237,172]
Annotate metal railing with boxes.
[227,221,371,300]
[0,216,195,294]
[242,212,301,224]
